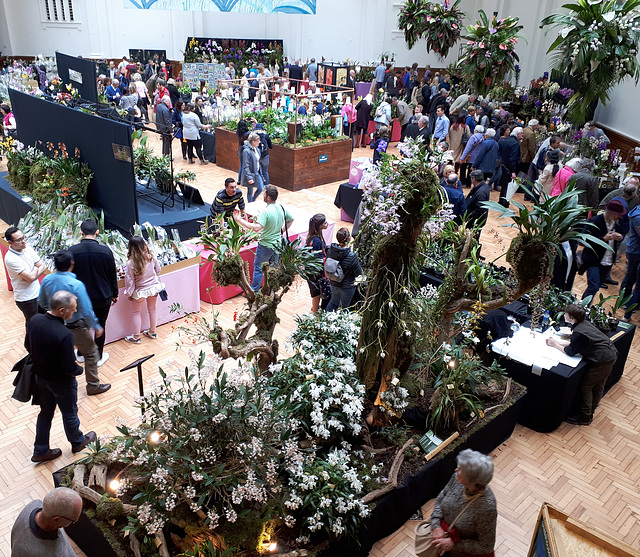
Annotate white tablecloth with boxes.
[491,327,582,371]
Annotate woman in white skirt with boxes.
[124,236,164,343]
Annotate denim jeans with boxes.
[583,265,611,302]
[621,251,640,316]
[34,377,85,456]
[246,174,265,203]
[260,155,270,185]
[251,243,279,291]
[327,286,356,311]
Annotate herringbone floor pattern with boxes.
[1,137,638,556]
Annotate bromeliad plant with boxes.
[397,0,465,59]
[458,10,523,96]
[541,0,640,124]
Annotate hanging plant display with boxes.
[458,10,523,96]
[540,0,640,124]
[397,0,465,59]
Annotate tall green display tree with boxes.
[458,10,523,96]
[397,0,465,59]
[541,0,640,124]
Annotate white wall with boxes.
[0,0,636,139]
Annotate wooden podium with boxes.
[528,503,640,556]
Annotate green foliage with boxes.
[397,0,465,58]
[221,107,343,147]
[110,354,292,537]
[427,340,506,433]
[5,141,92,204]
[482,183,611,285]
[458,10,523,95]
[532,284,577,321]
[180,542,235,557]
[75,435,111,466]
[541,0,640,123]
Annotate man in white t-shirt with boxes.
[4,226,46,324]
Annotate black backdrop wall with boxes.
[9,89,138,233]
[55,52,98,104]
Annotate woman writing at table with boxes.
[546,304,618,426]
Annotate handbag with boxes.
[318,277,332,300]
[415,492,482,557]
[281,205,291,244]
[159,289,169,302]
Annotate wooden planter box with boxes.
[215,127,352,192]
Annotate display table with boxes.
[190,203,335,304]
[333,183,363,222]
[363,118,402,145]
[492,322,635,432]
[104,256,200,344]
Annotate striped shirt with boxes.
[211,188,246,219]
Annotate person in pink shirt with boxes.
[123,236,164,343]
[550,158,582,196]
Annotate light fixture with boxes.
[448,359,456,368]
[267,542,277,552]
[149,431,161,444]
[108,479,121,492]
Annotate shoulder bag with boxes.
[415,491,483,557]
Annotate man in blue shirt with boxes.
[374,60,386,92]
[38,250,111,396]
[306,58,318,82]
[622,200,640,319]
[105,79,121,105]
[433,106,450,143]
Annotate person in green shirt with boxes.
[233,185,294,291]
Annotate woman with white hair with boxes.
[551,157,581,196]
[426,449,497,556]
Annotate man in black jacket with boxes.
[466,170,491,241]
[26,290,96,462]
[156,96,173,156]
[288,60,303,92]
[69,220,118,366]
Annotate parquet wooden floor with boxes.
[1,134,638,556]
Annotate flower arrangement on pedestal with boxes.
[397,0,465,59]
[458,10,523,96]
[541,0,640,124]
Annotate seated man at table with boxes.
[546,304,618,426]
[211,178,246,221]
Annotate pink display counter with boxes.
[104,256,200,344]
[364,118,402,145]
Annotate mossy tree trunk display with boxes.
[200,218,321,372]
[356,155,441,393]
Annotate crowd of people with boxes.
[3,54,639,557]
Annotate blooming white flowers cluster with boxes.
[282,355,366,439]
[283,448,372,539]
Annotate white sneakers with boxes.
[76,350,109,367]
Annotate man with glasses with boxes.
[4,226,46,324]
[11,487,82,556]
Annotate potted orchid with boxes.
[541,0,640,124]
[458,10,523,96]
[397,0,465,59]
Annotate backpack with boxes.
[375,104,385,118]
[461,130,470,145]
[324,257,345,282]
[258,132,269,158]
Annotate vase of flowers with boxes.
[458,10,522,96]
[541,0,640,124]
[397,0,465,59]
